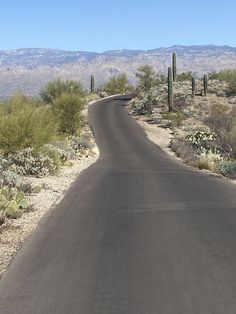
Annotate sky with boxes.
[0,0,235,52]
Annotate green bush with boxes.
[0,93,58,154]
[135,65,160,93]
[40,79,86,103]
[52,92,86,135]
[103,73,134,95]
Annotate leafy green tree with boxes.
[103,73,134,95]
[40,79,86,103]
[52,92,86,135]
[136,65,158,92]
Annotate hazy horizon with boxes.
[1,44,236,54]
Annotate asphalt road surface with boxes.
[0,96,236,314]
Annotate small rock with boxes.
[229,97,236,104]
[216,91,227,97]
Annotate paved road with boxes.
[1,96,236,313]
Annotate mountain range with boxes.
[0,45,236,98]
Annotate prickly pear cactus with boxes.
[5,200,23,219]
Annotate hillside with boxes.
[0,45,236,98]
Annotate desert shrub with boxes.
[177,71,193,82]
[209,70,236,95]
[0,93,58,154]
[186,130,216,152]
[70,135,93,154]
[7,148,57,177]
[174,97,189,111]
[86,93,101,102]
[162,111,187,126]
[197,158,216,172]
[199,148,223,162]
[131,86,163,115]
[40,79,85,103]
[103,73,134,95]
[209,69,236,82]
[219,161,236,178]
[51,140,76,160]
[132,94,156,115]
[40,144,67,171]
[52,92,86,135]
[136,65,159,93]
[205,104,236,158]
[170,138,198,166]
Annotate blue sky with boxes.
[1,0,235,51]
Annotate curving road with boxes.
[1,96,236,313]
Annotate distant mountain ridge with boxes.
[0,45,236,98]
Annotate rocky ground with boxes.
[128,78,236,180]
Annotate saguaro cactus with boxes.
[168,67,173,111]
[90,75,95,94]
[203,74,208,96]
[172,53,177,82]
[192,76,196,98]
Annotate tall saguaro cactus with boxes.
[90,75,95,94]
[168,67,173,111]
[203,74,208,96]
[172,53,177,82]
[192,76,196,98]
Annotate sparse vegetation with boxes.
[130,54,236,179]
[209,69,236,95]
